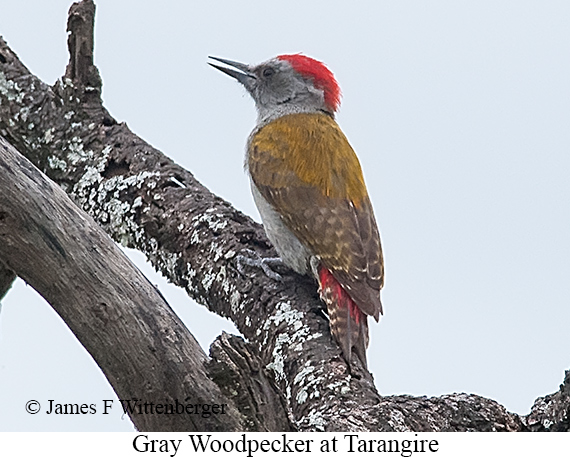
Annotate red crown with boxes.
[277,54,341,112]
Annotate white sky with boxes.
[0,0,569,431]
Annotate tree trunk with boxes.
[0,0,567,431]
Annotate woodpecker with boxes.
[209,54,384,369]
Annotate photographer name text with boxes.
[25,398,227,418]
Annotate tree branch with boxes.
[0,260,16,302]
[207,332,291,431]
[525,370,570,431]
[0,0,568,431]
[0,135,243,431]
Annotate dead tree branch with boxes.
[0,260,16,302]
[0,135,244,431]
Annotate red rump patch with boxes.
[318,266,361,324]
[277,54,341,113]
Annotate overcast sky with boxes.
[1,0,569,431]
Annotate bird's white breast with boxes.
[250,182,312,276]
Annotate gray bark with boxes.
[0,135,243,431]
[0,261,16,302]
[0,0,567,431]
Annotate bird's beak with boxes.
[208,56,255,85]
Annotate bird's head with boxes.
[209,54,341,121]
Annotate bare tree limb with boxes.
[0,0,568,431]
[0,260,16,302]
[0,135,245,431]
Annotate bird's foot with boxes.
[236,249,284,281]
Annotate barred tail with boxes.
[318,266,369,369]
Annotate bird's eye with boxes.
[262,68,275,78]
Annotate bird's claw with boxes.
[236,249,283,281]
